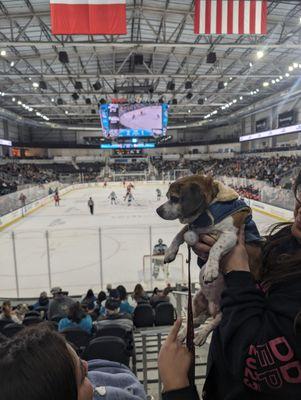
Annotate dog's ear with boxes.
[180,183,206,218]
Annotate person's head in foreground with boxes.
[0,326,93,400]
[260,168,301,285]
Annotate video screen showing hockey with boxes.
[100,103,169,138]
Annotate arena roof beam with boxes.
[1,41,301,49]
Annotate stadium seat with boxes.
[83,336,130,367]
[25,311,41,318]
[22,316,43,326]
[94,320,136,373]
[51,314,63,323]
[61,328,91,354]
[0,319,14,333]
[154,303,176,326]
[133,304,154,328]
[3,323,24,338]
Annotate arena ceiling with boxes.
[1,0,301,129]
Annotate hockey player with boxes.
[103,180,107,188]
[124,183,135,201]
[156,188,162,201]
[108,191,117,205]
[54,193,60,207]
[152,238,168,279]
[127,192,134,206]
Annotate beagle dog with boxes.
[156,174,261,345]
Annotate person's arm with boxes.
[158,319,200,400]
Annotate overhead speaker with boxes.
[167,81,175,91]
[185,81,192,90]
[198,98,204,105]
[57,98,63,105]
[217,81,224,90]
[85,98,91,105]
[148,86,154,94]
[93,81,102,91]
[99,98,106,104]
[72,93,79,101]
[39,80,47,90]
[186,92,193,99]
[91,109,96,114]
[74,81,83,90]
[134,54,144,65]
[58,51,69,64]
[113,86,118,94]
[172,98,178,105]
[207,52,217,64]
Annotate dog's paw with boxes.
[203,260,219,283]
[183,230,198,246]
[164,247,178,263]
[194,327,211,346]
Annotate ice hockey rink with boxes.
[0,183,281,298]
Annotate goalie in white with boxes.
[152,238,169,279]
[108,191,117,205]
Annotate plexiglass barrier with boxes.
[0,225,200,298]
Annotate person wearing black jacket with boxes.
[158,174,301,400]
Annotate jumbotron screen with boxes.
[100,103,169,138]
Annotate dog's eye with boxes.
[170,196,179,203]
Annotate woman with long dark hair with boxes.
[58,302,93,334]
[159,171,301,399]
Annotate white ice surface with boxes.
[0,183,279,298]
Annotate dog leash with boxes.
[186,244,195,386]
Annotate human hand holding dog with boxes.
[192,228,249,272]
[158,318,192,392]
[221,226,250,273]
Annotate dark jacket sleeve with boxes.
[219,270,301,395]
[162,385,200,400]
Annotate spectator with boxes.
[81,289,96,311]
[150,288,170,308]
[58,302,93,334]
[48,287,75,321]
[116,285,135,314]
[158,169,301,399]
[132,284,149,304]
[0,326,147,400]
[0,301,21,324]
[99,298,132,321]
[33,291,49,310]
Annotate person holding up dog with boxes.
[158,170,301,399]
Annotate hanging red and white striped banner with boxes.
[194,0,267,35]
[50,0,127,35]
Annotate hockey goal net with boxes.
[142,253,185,288]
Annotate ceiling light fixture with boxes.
[239,96,243,100]
[271,79,276,84]
[263,81,269,87]
[12,97,16,102]
[10,61,15,67]
[285,72,290,77]
[276,78,280,82]
[279,75,283,80]
[288,65,294,72]
[256,51,264,59]
[32,82,39,88]
[293,62,298,69]
[249,62,253,67]
[0,50,7,57]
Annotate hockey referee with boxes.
[88,197,94,215]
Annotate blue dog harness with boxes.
[191,198,261,243]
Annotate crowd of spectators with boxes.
[110,161,148,174]
[231,185,261,201]
[0,282,173,329]
[151,155,300,188]
[0,163,57,196]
